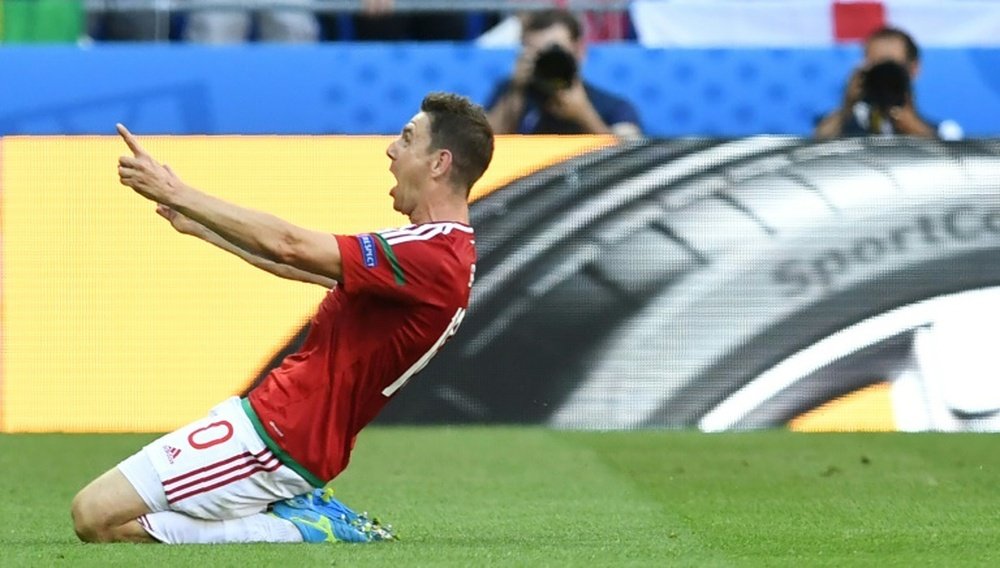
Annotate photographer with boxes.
[815,27,962,140]
[485,9,642,137]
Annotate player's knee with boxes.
[71,491,99,542]
[71,490,113,543]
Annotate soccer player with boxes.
[70,92,494,544]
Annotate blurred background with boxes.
[2,0,999,136]
[2,0,1000,434]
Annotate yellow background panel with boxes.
[788,382,896,432]
[1,135,613,432]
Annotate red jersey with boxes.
[243,221,476,486]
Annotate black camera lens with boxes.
[526,44,577,103]
[862,60,911,111]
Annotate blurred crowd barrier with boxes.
[2,43,1000,137]
[0,0,630,43]
[4,1,1000,46]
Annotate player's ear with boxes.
[431,149,453,180]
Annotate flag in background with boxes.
[631,0,1000,47]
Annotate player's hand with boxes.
[116,123,180,204]
[155,204,204,237]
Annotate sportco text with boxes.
[773,207,1000,297]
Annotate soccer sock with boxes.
[139,511,303,544]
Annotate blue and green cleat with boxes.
[270,487,397,543]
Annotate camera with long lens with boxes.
[525,44,578,104]
[861,60,911,113]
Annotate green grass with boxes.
[1,428,998,567]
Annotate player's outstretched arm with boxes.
[156,205,336,288]
[116,123,343,281]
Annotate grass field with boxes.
[1,428,997,567]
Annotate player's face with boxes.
[386,112,435,216]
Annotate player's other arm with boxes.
[168,183,343,282]
[156,205,336,288]
[116,124,343,281]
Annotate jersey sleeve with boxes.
[334,232,451,303]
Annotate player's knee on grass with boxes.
[71,469,152,543]
[71,489,113,543]
[71,489,150,543]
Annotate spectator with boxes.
[478,4,633,47]
[485,9,641,137]
[814,26,962,140]
[184,6,319,43]
[87,2,171,42]
[579,5,633,43]
[320,0,498,41]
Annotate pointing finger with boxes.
[116,123,148,157]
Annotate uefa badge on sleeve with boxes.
[357,234,379,269]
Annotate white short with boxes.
[117,396,313,520]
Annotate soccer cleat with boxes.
[270,487,396,543]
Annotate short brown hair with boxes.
[421,92,494,194]
[523,9,582,43]
[867,27,920,63]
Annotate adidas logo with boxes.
[163,445,182,464]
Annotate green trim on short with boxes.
[372,233,406,285]
[241,398,325,488]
